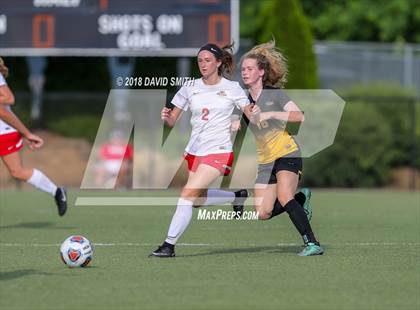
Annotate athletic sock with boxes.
[285,199,317,244]
[165,198,193,245]
[269,192,307,219]
[294,191,306,206]
[269,199,287,218]
[202,189,235,206]
[26,169,58,196]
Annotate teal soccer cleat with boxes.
[298,243,324,256]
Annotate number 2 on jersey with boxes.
[201,108,209,121]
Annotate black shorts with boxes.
[255,153,302,184]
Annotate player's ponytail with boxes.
[218,43,235,78]
[0,57,9,78]
[241,40,288,88]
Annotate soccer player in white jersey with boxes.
[150,43,259,257]
[0,57,67,216]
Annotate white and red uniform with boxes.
[0,73,23,156]
[171,77,248,175]
[99,142,133,174]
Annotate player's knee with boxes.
[192,196,207,208]
[278,195,293,207]
[257,210,271,220]
[180,188,201,203]
[253,204,271,220]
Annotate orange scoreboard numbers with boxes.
[32,14,55,48]
[208,14,230,47]
[0,0,238,57]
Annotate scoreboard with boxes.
[0,0,239,56]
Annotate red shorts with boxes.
[0,132,23,156]
[184,152,234,176]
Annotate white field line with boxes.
[75,197,180,206]
[0,242,419,247]
[0,242,213,247]
[75,197,263,206]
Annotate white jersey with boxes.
[172,77,249,156]
[0,73,17,135]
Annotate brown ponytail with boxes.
[218,43,235,78]
[0,57,9,78]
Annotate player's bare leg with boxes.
[190,168,248,218]
[1,152,33,181]
[253,183,277,220]
[150,164,222,258]
[1,152,67,216]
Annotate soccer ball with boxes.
[60,235,93,268]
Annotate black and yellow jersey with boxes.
[246,87,299,164]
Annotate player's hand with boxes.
[250,104,261,123]
[25,132,44,149]
[250,104,261,115]
[161,107,172,121]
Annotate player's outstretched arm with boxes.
[0,106,43,149]
[0,105,30,136]
[259,101,305,123]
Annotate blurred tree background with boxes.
[255,0,319,88]
[300,0,420,43]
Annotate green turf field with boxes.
[0,189,419,310]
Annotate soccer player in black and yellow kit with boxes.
[239,41,323,256]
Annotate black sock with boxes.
[285,199,317,244]
[269,199,287,219]
[270,191,306,219]
[294,192,306,206]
